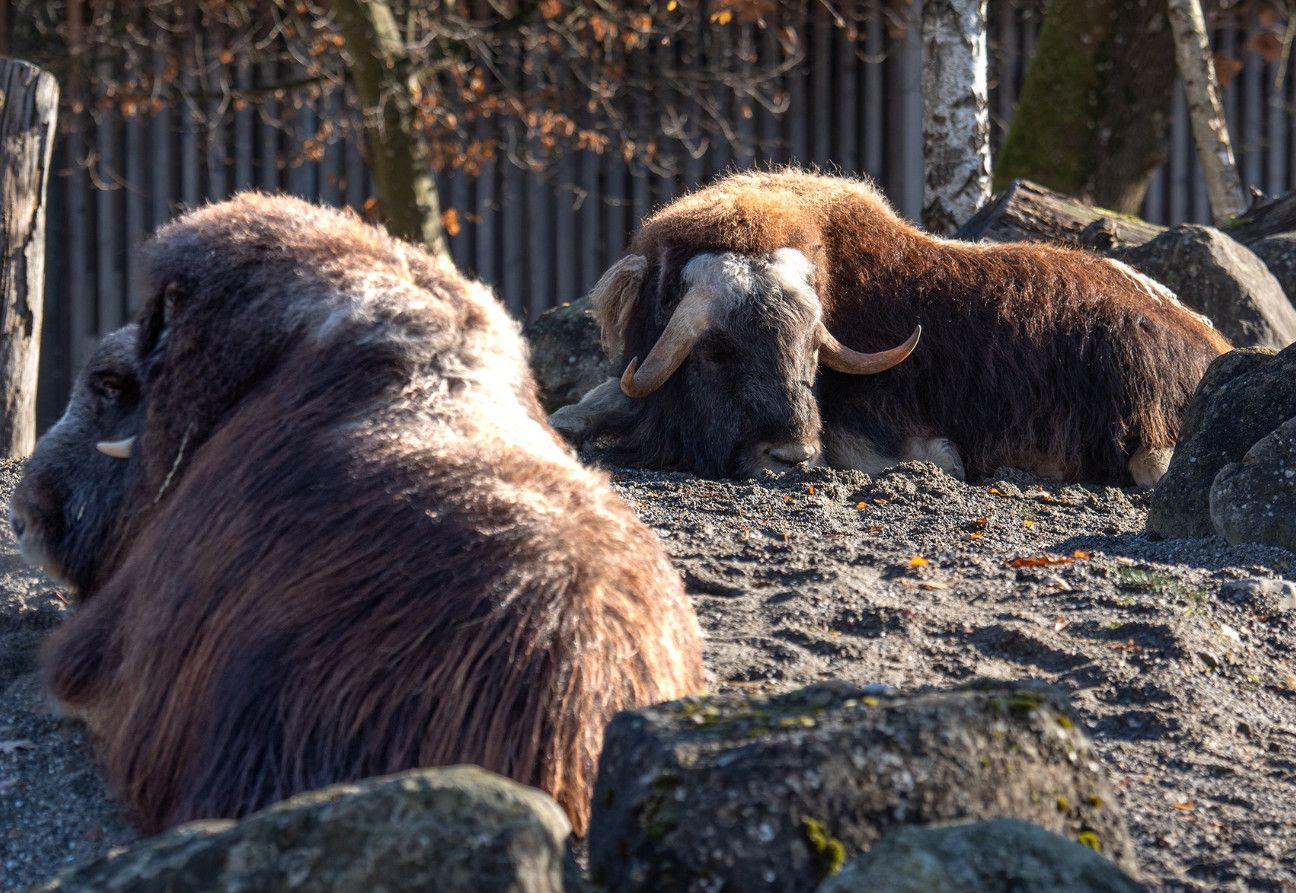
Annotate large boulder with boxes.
[1249,233,1296,306]
[588,681,1134,893]
[1209,415,1296,551]
[1147,345,1294,539]
[34,766,576,893]
[525,295,609,411]
[817,818,1147,893]
[1113,224,1296,349]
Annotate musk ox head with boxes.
[586,245,918,478]
[10,326,141,595]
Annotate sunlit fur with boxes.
[38,194,702,836]
[590,169,1231,483]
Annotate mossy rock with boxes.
[34,767,576,893]
[1113,224,1296,349]
[1210,415,1296,550]
[1147,345,1292,539]
[817,818,1147,893]
[588,681,1134,893]
[1250,233,1296,308]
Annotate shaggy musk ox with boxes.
[25,194,702,836]
[553,169,1230,485]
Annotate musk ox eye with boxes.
[91,374,123,401]
[163,282,183,323]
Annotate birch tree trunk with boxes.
[332,0,449,259]
[1166,0,1246,223]
[921,0,991,235]
[0,59,58,458]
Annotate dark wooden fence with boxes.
[32,1,1296,426]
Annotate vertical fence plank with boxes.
[863,7,884,180]
[95,61,124,333]
[234,59,254,191]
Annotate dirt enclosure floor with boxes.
[2,456,1295,891]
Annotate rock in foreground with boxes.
[1147,345,1294,539]
[817,818,1147,893]
[1210,415,1296,550]
[589,681,1134,893]
[34,766,575,893]
[1114,224,1296,349]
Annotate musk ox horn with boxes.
[818,323,922,375]
[95,437,136,459]
[620,287,715,398]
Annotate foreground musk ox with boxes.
[17,195,702,835]
[553,170,1230,485]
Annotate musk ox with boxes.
[552,169,1230,485]
[17,194,702,836]
[10,325,140,595]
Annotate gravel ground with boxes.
[2,456,1295,891]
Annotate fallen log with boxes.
[955,179,1165,249]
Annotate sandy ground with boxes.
[2,456,1295,891]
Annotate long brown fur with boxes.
[599,169,1230,483]
[39,194,702,836]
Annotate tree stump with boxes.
[0,59,58,458]
[956,179,1165,249]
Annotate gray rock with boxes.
[525,295,610,411]
[1250,233,1296,307]
[588,681,1134,893]
[1218,576,1296,612]
[1210,416,1296,551]
[817,818,1147,893]
[1147,346,1293,539]
[1114,224,1296,349]
[34,766,576,893]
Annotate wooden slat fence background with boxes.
[30,0,1296,426]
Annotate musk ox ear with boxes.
[589,254,647,358]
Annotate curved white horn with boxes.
[620,287,715,399]
[819,324,921,375]
[95,437,136,459]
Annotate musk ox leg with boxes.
[900,436,967,480]
[1129,446,1174,488]
[548,378,633,446]
[38,597,121,733]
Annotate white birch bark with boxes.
[1166,0,1247,223]
[921,0,991,235]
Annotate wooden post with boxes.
[1166,0,1247,223]
[0,59,59,457]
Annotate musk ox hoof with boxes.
[547,404,589,445]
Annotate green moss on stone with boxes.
[801,817,846,880]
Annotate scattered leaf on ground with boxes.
[1007,555,1074,568]
[908,555,929,568]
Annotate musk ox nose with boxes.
[765,442,818,466]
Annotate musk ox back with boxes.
[33,194,703,836]
[554,169,1230,485]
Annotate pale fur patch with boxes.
[899,436,966,480]
[822,428,902,475]
[681,248,822,324]
[1104,257,1216,330]
[1128,446,1174,488]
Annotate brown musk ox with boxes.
[26,193,703,836]
[551,169,1230,485]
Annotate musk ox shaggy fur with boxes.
[27,194,702,836]
[553,169,1230,485]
